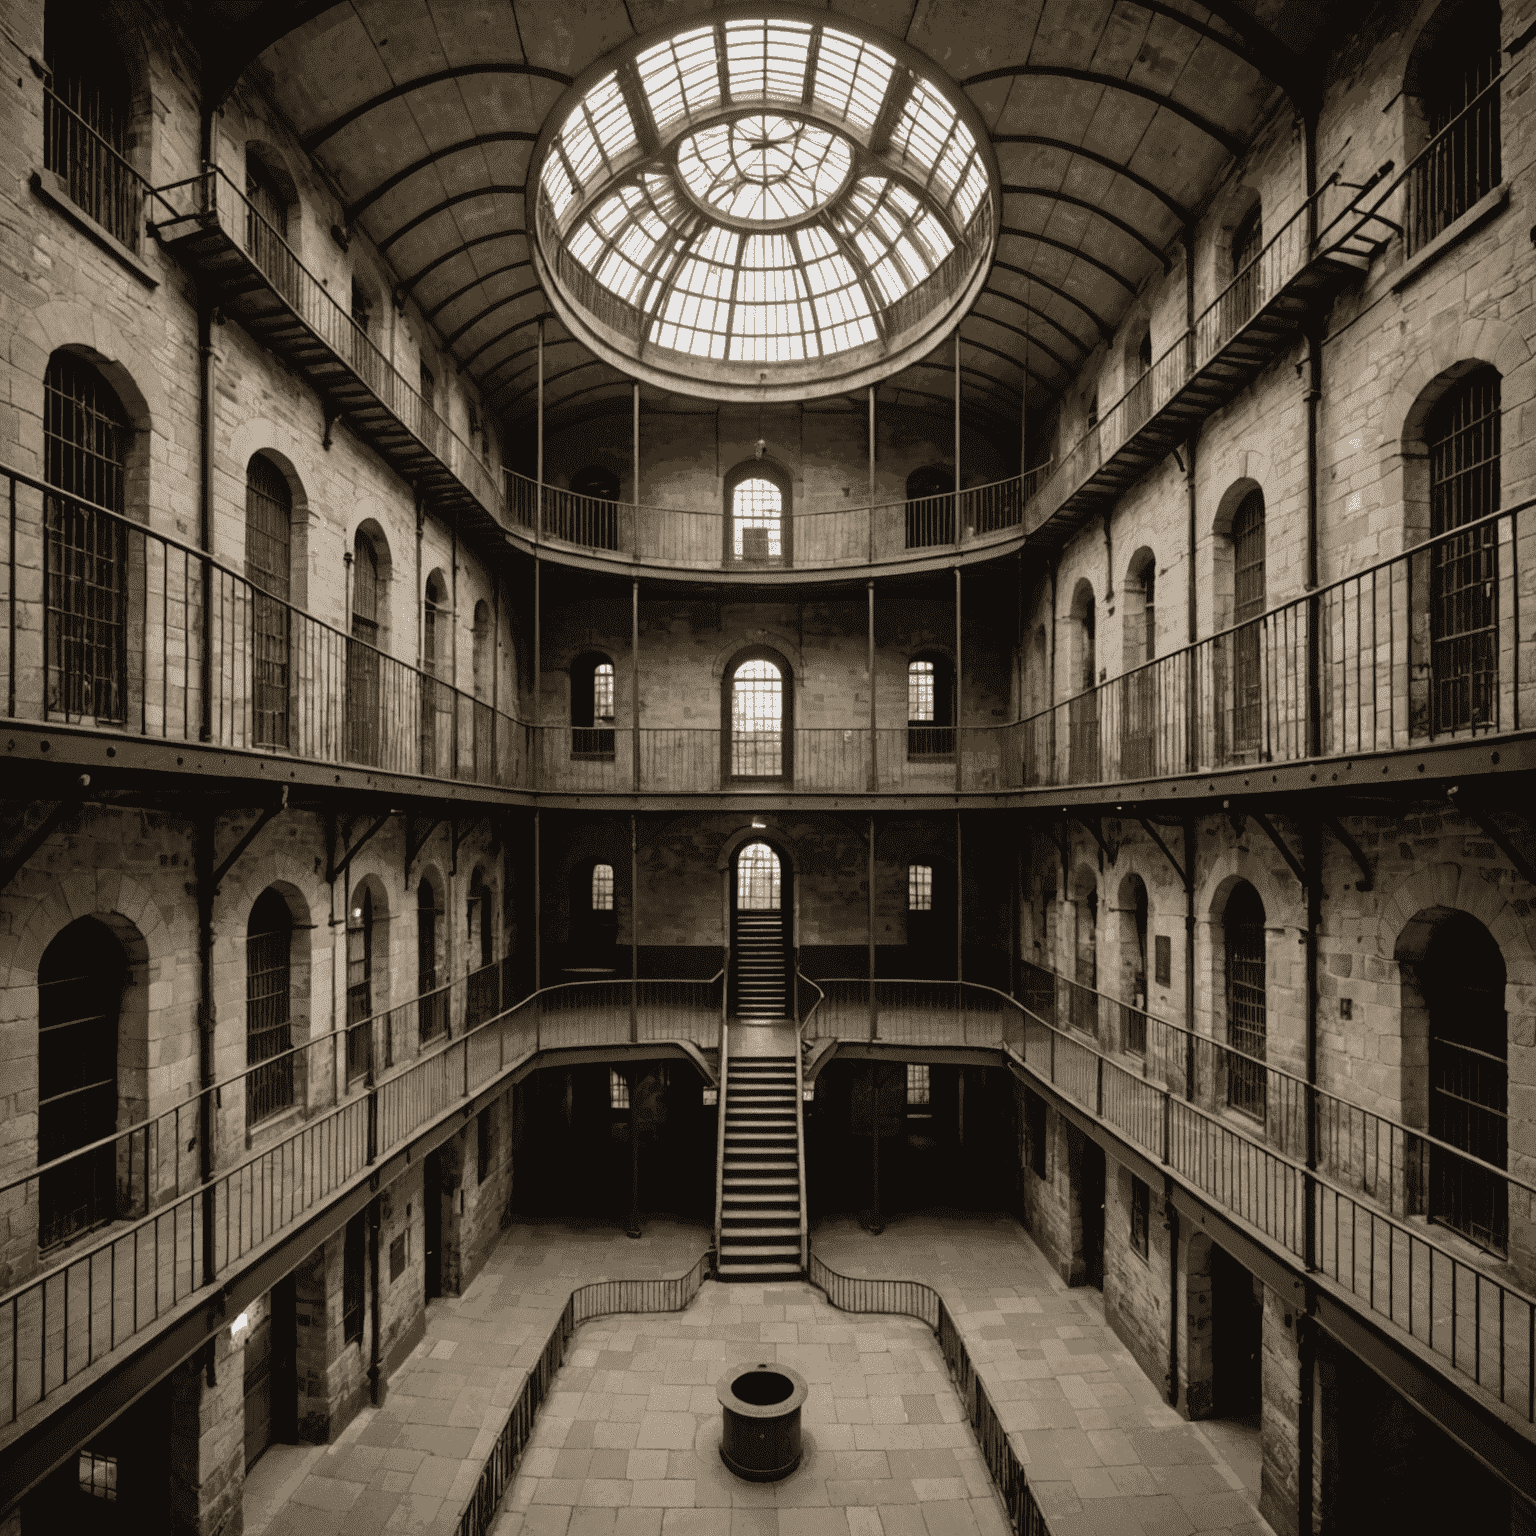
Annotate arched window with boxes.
[1231,490,1266,752]
[347,533,381,765]
[472,602,491,700]
[725,653,790,781]
[350,278,372,336]
[246,456,292,749]
[1121,553,1158,776]
[468,871,494,970]
[420,570,450,775]
[571,653,616,757]
[1127,329,1154,431]
[725,466,788,565]
[1407,1,1500,252]
[37,917,124,1247]
[246,890,294,1124]
[1119,873,1150,1055]
[1420,912,1507,1252]
[571,861,617,960]
[471,600,492,779]
[417,879,444,1043]
[345,889,375,1079]
[244,148,297,299]
[1427,367,1500,732]
[906,464,955,548]
[43,7,135,248]
[44,352,130,723]
[1224,203,1263,333]
[907,653,955,757]
[736,842,781,909]
[1068,583,1099,783]
[1232,204,1262,277]
[1224,883,1266,1119]
[908,864,933,910]
[592,863,615,912]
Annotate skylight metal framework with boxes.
[529,6,999,402]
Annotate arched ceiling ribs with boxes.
[1001,186,1170,270]
[510,377,641,424]
[1191,2,1310,104]
[378,186,525,253]
[400,230,527,299]
[990,254,1119,334]
[997,237,1134,301]
[343,134,537,224]
[875,383,1012,432]
[425,260,532,322]
[903,358,1022,409]
[965,294,1084,370]
[445,284,544,355]
[956,334,1064,398]
[967,310,1072,381]
[301,63,574,153]
[990,136,1192,225]
[962,65,1246,159]
[502,356,612,413]
[465,312,561,390]
[1116,0,1274,78]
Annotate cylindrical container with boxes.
[715,1361,809,1481]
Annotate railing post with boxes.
[1162,1088,1171,1165]
[1095,1054,1104,1117]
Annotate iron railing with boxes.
[812,977,1536,1426]
[455,1248,713,1536]
[808,1253,1051,1536]
[41,86,151,253]
[152,169,504,521]
[0,974,721,1432]
[1,462,532,785]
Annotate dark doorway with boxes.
[1211,1245,1263,1415]
[243,1276,296,1470]
[906,860,956,979]
[424,1150,444,1300]
[730,841,790,1016]
[1079,1139,1105,1288]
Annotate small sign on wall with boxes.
[1155,934,1171,987]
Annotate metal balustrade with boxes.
[0,971,721,1435]
[456,1248,714,1536]
[810,974,1536,1425]
[41,87,150,254]
[808,1253,1051,1536]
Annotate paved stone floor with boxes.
[247,1211,1269,1536]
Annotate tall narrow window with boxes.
[1410,6,1500,252]
[1224,883,1266,1119]
[1231,491,1266,752]
[44,353,129,723]
[1141,565,1156,661]
[730,477,783,562]
[907,655,955,756]
[610,1069,630,1110]
[472,601,492,779]
[37,918,123,1248]
[1225,204,1263,336]
[729,658,785,779]
[342,1213,365,1344]
[347,534,381,766]
[1121,559,1158,778]
[909,864,933,910]
[245,456,292,749]
[592,863,615,912]
[346,890,374,1079]
[1130,1175,1150,1259]
[420,572,448,775]
[477,1107,492,1184]
[1068,586,1099,783]
[417,881,444,1043]
[244,151,296,299]
[571,655,616,756]
[1427,368,1500,733]
[736,842,781,910]
[469,873,494,969]
[42,15,136,248]
[350,280,371,335]
[246,890,294,1124]
[906,1063,930,1106]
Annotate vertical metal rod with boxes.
[196,811,217,1287]
[867,579,877,791]
[867,385,876,564]
[630,813,639,1044]
[1185,440,1198,771]
[1183,817,1195,1100]
[491,570,500,780]
[198,297,216,743]
[1304,818,1320,1273]
[632,578,641,790]
[367,1202,382,1404]
[536,316,545,532]
[626,1065,641,1238]
[956,810,964,983]
[868,814,877,1042]
[532,556,541,787]
[953,330,963,546]
[632,380,640,508]
[533,809,541,993]
[954,566,963,793]
[8,474,16,718]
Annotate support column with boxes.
[625,1067,641,1239]
[868,814,877,1041]
[535,316,545,537]
[953,329,962,545]
[954,566,963,793]
[632,380,640,506]
[867,385,876,563]
[630,813,639,1041]
[868,1064,883,1234]
[956,811,964,982]
[632,578,641,790]
[867,580,877,791]
[196,814,217,1287]
[1184,439,1199,772]
[532,556,541,787]
[1183,817,1196,1098]
[168,1335,244,1536]
[533,810,542,993]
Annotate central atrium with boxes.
[1,1,1534,1534]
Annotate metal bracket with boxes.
[1448,788,1536,889]
[1135,817,1186,886]
[327,811,392,885]
[211,787,287,891]
[1249,809,1305,887]
[405,817,443,884]
[1072,814,1117,866]
[452,815,481,876]
[1323,815,1373,891]
[0,781,91,894]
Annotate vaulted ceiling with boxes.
[192,1,1342,443]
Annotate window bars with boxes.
[246,894,295,1124]
[245,456,292,748]
[1224,886,1267,1120]
[730,659,784,777]
[736,842,782,910]
[1231,490,1267,753]
[1409,27,1500,253]
[908,864,933,911]
[732,478,783,561]
[592,863,616,911]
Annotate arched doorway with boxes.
[37,917,125,1248]
[730,841,790,1017]
[1418,911,1508,1252]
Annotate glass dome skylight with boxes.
[529,8,998,403]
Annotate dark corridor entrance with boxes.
[243,1276,296,1470]
[1211,1245,1262,1416]
[425,1150,444,1300]
[1080,1139,1105,1288]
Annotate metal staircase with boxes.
[731,913,789,1016]
[714,1043,805,1281]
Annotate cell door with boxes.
[243,1278,297,1470]
[424,1150,444,1300]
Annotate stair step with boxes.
[718,1242,802,1258]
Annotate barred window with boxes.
[1231,205,1262,276]
[610,1068,630,1110]
[77,1450,117,1502]
[909,864,933,910]
[246,890,294,1125]
[44,352,130,723]
[1224,882,1267,1120]
[593,662,615,721]
[1130,1176,1150,1259]
[246,456,292,748]
[730,658,784,778]
[906,1063,930,1106]
[592,863,615,911]
[736,841,781,910]
[908,659,935,721]
[731,476,783,560]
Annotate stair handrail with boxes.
[713,1017,729,1265]
[792,966,815,1272]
